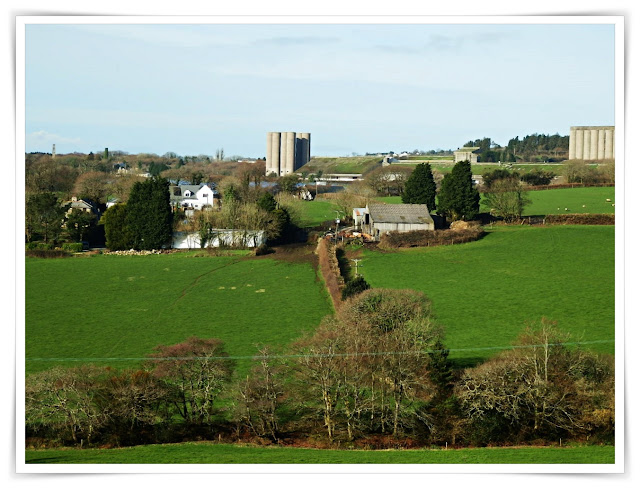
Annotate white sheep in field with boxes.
[582,205,586,208]
[606,198,612,202]
[564,208,569,211]
[612,203,615,207]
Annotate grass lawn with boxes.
[377,186,616,217]
[359,225,614,366]
[24,442,614,464]
[25,253,333,375]
[297,199,339,227]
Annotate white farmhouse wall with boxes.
[172,230,266,249]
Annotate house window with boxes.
[202,194,208,198]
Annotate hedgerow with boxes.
[379,227,485,249]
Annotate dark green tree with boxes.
[278,174,299,194]
[100,204,133,250]
[25,192,69,243]
[65,209,97,243]
[401,163,437,210]
[437,160,480,221]
[257,192,277,213]
[126,177,173,250]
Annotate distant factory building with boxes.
[453,147,481,164]
[569,126,615,160]
[266,132,311,176]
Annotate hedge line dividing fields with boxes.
[25,254,333,376]
[359,225,615,367]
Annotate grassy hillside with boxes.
[359,225,614,366]
[25,442,614,464]
[25,253,333,375]
[298,156,381,175]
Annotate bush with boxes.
[25,242,54,251]
[254,243,274,256]
[62,242,83,252]
[341,276,371,300]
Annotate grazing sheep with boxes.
[565,208,569,211]
[582,205,586,208]
[606,198,611,202]
[612,203,615,207]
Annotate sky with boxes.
[24,21,616,158]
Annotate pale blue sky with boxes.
[24,22,615,157]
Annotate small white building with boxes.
[170,183,218,210]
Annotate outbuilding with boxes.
[361,203,434,239]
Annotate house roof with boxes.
[454,147,481,153]
[367,203,434,225]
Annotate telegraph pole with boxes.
[351,258,362,277]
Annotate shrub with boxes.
[62,242,83,253]
[341,276,371,300]
[25,242,54,251]
[254,243,274,256]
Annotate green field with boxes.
[377,186,616,216]
[359,225,614,366]
[25,442,614,464]
[297,199,339,227]
[503,186,616,216]
[25,253,333,375]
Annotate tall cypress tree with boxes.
[437,160,480,221]
[401,163,437,211]
[126,177,173,250]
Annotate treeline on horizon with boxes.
[464,133,570,163]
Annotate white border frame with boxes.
[15,14,625,475]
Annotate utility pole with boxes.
[334,211,341,245]
[351,258,362,277]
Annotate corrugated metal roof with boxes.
[368,203,434,225]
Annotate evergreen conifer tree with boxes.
[126,177,173,250]
[401,163,437,211]
[437,160,480,221]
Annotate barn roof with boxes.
[367,203,434,225]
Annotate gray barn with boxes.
[362,203,434,239]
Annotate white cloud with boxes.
[26,130,82,146]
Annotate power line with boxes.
[25,339,614,363]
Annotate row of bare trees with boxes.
[26,291,614,449]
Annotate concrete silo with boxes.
[266,132,281,176]
[265,131,311,176]
[569,126,615,161]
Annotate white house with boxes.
[170,183,219,210]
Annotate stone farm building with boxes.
[453,147,481,164]
[360,203,434,239]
